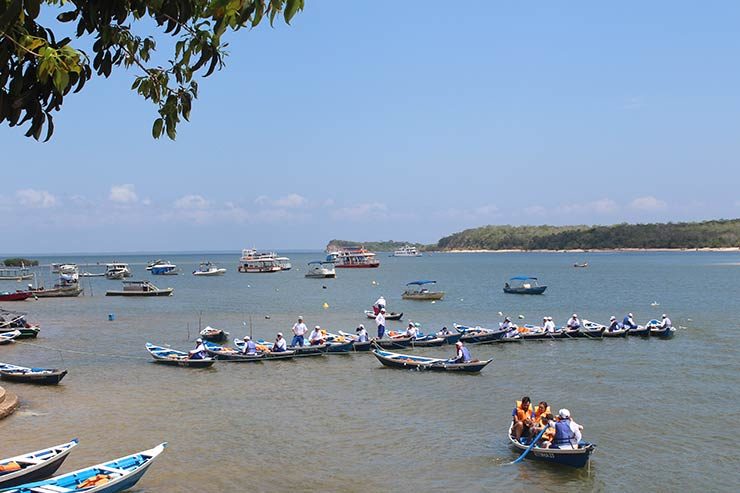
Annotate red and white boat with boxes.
[0,291,32,302]
[332,247,380,268]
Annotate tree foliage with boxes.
[326,239,427,253]
[3,257,38,266]
[0,0,303,141]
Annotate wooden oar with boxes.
[510,425,549,465]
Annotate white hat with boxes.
[610,316,616,321]
[196,338,203,343]
[455,341,463,346]
[628,313,633,317]
[243,336,250,341]
[298,316,304,320]
[277,332,283,337]
[315,325,321,329]
[558,408,571,419]
[662,314,667,318]
[381,308,386,312]
[572,314,578,318]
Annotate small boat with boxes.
[150,262,179,275]
[507,423,595,468]
[325,340,355,353]
[434,329,462,345]
[145,343,215,367]
[192,262,227,276]
[627,325,650,337]
[401,280,445,301]
[375,336,413,349]
[204,341,264,362]
[365,310,403,320]
[333,247,380,268]
[106,280,173,297]
[2,443,166,493]
[304,261,336,279]
[387,330,445,348]
[0,292,32,302]
[146,259,167,271]
[583,320,627,338]
[232,340,297,360]
[518,327,570,340]
[503,276,547,295]
[105,263,132,279]
[237,249,288,273]
[573,262,589,268]
[80,271,105,277]
[372,349,492,373]
[0,327,39,339]
[0,362,68,385]
[199,326,229,343]
[454,324,510,344]
[0,330,21,345]
[0,439,79,489]
[391,245,422,257]
[647,319,676,339]
[0,268,34,281]
[28,284,83,298]
[335,331,374,352]
[239,339,326,357]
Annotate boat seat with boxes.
[97,466,126,475]
[30,486,72,493]
[17,457,45,465]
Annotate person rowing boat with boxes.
[188,338,208,359]
[449,340,471,363]
[552,408,584,449]
[241,336,258,355]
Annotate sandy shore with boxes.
[438,247,740,253]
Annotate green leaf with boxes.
[152,118,164,138]
[53,69,70,93]
[284,0,303,24]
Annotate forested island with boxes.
[326,240,426,252]
[3,258,39,266]
[328,219,740,252]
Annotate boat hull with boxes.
[365,310,403,320]
[106,289,173,296]
[335,263,379,268]
[0,328,39,339]
[0,440,78,489]
[650,327,676,338]
[0,292,32,302]
[508,424,594,468]
[459,329,508,344]
[375,337,413,349]
[402,292,445,301]
[0,369,67,385]
[373,350,491,373]
[411,337,445,347]
[503,286,547,294]
[29,287,83,298]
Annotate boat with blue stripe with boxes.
[145,343,215,367]
[507,423,594,468]
[0,439,78,489]
[0,362,68,385]
[0,443,166,493]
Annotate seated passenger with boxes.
[608,316,620,332]
[552,409,583,449]
[539,414,556,448]
[623,313,637,330]
[404,322,418,339]
[512,396,535,441]
[438,326,452,336]
[543,317,556,333]
[451,341,471,363]
[273,332,287,352]
[660,314,672,329]
[308,326,325,345]
[241,336,257,355]
[188,338,208,359]
[566,314,581,330]
[356,324,369,342]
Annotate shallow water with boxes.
[1,251,738,491]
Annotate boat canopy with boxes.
[406,280,437,286]
[509,276,538,281]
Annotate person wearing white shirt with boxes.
[566,314,581,330]
[291,316,308,347]
[375,296,386,310]
[241,336,257,355]
[404,322,418,339]
[553,409,583,449]
[273,333,287,352]
[375,309,386,338]
[356,324,369,342]
[309,325,325,345]
[543,317,556,333]
[660,314,672,328]
[188,338,208,359]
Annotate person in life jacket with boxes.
[553,408,583,449]
[512,396,535,440]
[529,401,552,439]
[623,313,637,330]
[608,316,620,332]
[538,414,556,448]
[450,341,471,363]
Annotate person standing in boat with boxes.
[309,325,326,345]
[273,333,287,352]
[373,295,386,315]
[623,313,638,330]
[241,336,258,355]
[188,338,208,359]
[512,397,535,441]
[356,324,369,342]
[553,409,583,449]
[608,316,620,332]
[291,316,308,347]
[660,314,672,329]
[451,340,471,363]
[375,309,386,339]
[566,314,581,331]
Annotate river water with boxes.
[1,251,738,492]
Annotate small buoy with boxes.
[275,288,279,291]
[108,313,115,321]
[651,301,660,306]
[460,298,464,301]
[322,285,327,289]
[323,302,329,309]
[371,281,377,285]
[518,314,525,319]
[497,311,504,316]
[265,315,271,319]
[431,301,436,304]
[247,285,251,288]
[687,318,692,322]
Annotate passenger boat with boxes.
[145,343,215,367]
[372,349,492,373]
[0,291,32,302]
[583,320,628,338]
[0,439,79,489]
[0,330,21,345]
[503,276,547,295]
[145,259,167,271]
[401,280,445,301]
[0,363,68,385]
[304,261,336,278]
[0,268,34,281]
[333,247,380,268]
[29,268,83,298]
[149,262,179,275]
[239,339,326,357]
[105,280,173,297]
[647,319,676,339]
[454,324,510,344]
[237,249,290,273]
[204,341,263,362]
[334,331,373,352]
[192,261,226,276]
[507,423,595,468]
[105,263,132,279]
[364,310,403,320]
[231,339,297,360]
[1,443,166,493]
[199,326,229,343]
[391,245,422,257]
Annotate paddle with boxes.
[510,425,549,465]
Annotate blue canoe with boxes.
[1,443,166,493]
[0,439,78,489]
[646,320,676,339]
[507,424,595,468]
[145,343,215,368]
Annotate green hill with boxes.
[326,239,428,252]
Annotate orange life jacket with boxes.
[0,461,21,472]
[534,405,551,424]
[515,400,534,421]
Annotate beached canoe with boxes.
[1,443,166,493]
[145,343,215,368]
[372,349,491,373]
[0,327,40,340]
[204,341,263,362]
[0,439,78,488]
[507,423,595,468]
[0,363,68,385]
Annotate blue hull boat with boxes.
[0,439,78,488]
[508,424,594,468]
[454,324,510,344]
[1,443,166,493]
[145,343,215,368]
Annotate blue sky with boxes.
[2,1,739,253]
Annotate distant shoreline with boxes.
[438,247,740,253]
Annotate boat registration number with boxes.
[533,452,556,459]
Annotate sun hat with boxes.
[243,336,250,341]
[610,316,616,321]
[277,332,283,337]
[558,409,571,419]
[455,341,463,346]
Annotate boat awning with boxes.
[406,280,436,286]
[509,276,537,281]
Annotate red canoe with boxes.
[0,291,32,301]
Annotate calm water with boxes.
[1,251,738,492]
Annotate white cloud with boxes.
[16,189,57,208]
[109,184,138,204]
[254,195,269,206]
[274,193,307,208]
[331,202,387,220]
[630,196,666,211]
[174,194,210,209]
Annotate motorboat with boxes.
[146,259,167,271]
[105,263,132,279]
[503,276,547,294]
[193,261,227,276]
[238,249,289,273]
[401,280,445,300]
[305,261,336,278]
[105,280,174,296]
[392,245,422,257]
[333,247,380,268]
[150,262,179,275]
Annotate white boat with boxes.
[305,261,336,278]
[0,268,34,281]
[150,262,179,275]
[392,245,422,257]
[333,247,380,268]
[146,259,166,271]
[105,280,174,297]
[105,263,132,279]
[193,262,227,276]
[238,249,288,273]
